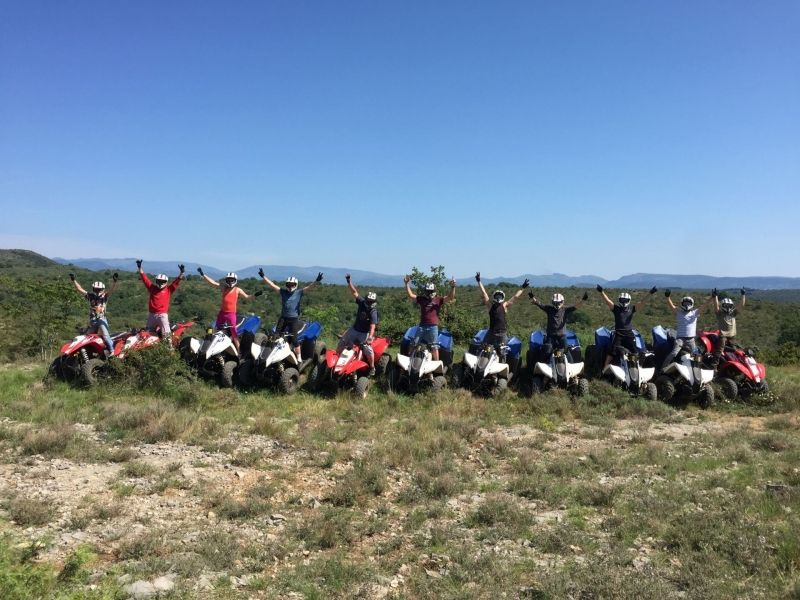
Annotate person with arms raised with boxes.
[136,259,185,341]
[336,273,379,376]
[70,271,119,357]
[475,272,528,357]
[403,273,456,362]
[596,284,658,367]
[197,268,262,352]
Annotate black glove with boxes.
[135,259,142,269]
[254,290,263,297]
[596,284,604,293]
[69,273,75,281]
[649,286,657,295]
[740,288,746,296]
[711,288,718,298]
[316,272,323,282]
[197,267,204,276]
[178,264,185,274]
[475,272,481,282]
[582,291,589,301]
[345,273,351,283]
[521,278,530,289]
[258,268,265,278]
[664,289,671,298]
[112,272,119,282]
[528,291,534,299]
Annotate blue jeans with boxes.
[89,318,114,353]
[415,325,439,347]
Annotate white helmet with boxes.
[92,281,105,293]
[286,276,298,288]
[224,272,238,287]
[155,273,168,288]
[721,297,735,313]
[552,293,564,307]
[492,290,505,303]
[618,292,632,306]
[366,291,377,304]
[681,296,694,310]
[424,283,436,296]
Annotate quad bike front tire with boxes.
[583,345,597,377]
[644,382,658,402]
[237,359,255,389]
[313,341,326,364]
[219,360,237,388]
[574,378,590,398]
[698,385,715,409]
[354,376,370,399]
[449,363,464,389]
[376,354,391,377]
[655,376,675,403]
[530,375,544,396]
[432,375,447,392]
[279,368,300,395]
[48,356,66,381]
[716,377,738,401]
[492,377,508,397]
[81,358,105,387]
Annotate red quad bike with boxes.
[698,330,768,400]
[310,337,391,399]
[118,319,197,357]
[49,329,136,386]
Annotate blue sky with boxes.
[1,1,798,279]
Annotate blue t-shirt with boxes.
[280,288,304,319]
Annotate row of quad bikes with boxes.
[49,315,768,408]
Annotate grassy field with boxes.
[1,359,800,599]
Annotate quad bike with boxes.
[698,330,768,400]
[179,315,261,388]
[387,326,453,394]
[117,319,197,358]
[49,328,136,386]
[584,326,657,400]
[311,336,392,399]
[524,329,588,397]
[451,329,521,396]
[238,321,326,394]
[652,325,715,408]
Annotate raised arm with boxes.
[664,289,677,312]
[712,288,720,312]
[237,287,263,301]
[403,275,417,300]
[596,285,615,309]
[739,288,746,311]
[197,267,220,287]
[257,268,281,292]
[634,286,657,311]
[303,272,323,293]
[106,273,119,297]
[696,292,715,313]
[476,272,490,306]
[345,273,358,299]
[444,277,457,304]
[504,278,530,309]
[574,291,590,308]
[69,273,87,296]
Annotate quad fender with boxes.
[723,360,758,382]
[370,337,391,358]
[237,315,262,336]
[61,335,101,355]
[262,339,292,367]
[172,321,195,339]
[188,337,202,354]
[463,353,478,370]
[484,361,509,377]
[396,354,411,371]
[420,360,445,376]
[664,362,693,384]
[325,349,340,369]
[534,362,554,380]
[205,332,233,359]
[297,320,322,342]
[603,364,627,383]
[342,359,369,375]
[638,366,656,383]
[565,361,584,380]
[699,367,715,385]
[248,342,263,361]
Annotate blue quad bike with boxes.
[584,326,658,400]
[523,330,589,397]
[450,329,522,396]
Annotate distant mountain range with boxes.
[50,256,800,290]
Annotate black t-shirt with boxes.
[488,302,507,334]
[612,304,636,335]
[353,297,379,333]
[537,304,576,336]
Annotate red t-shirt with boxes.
[416,296,444,326]
[141,273,180,314]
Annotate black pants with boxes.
[277,317,305,347]
[484,331,508,356]
[612,332,638,358]
[543,334,567,359]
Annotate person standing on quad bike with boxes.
[529,289,589,360]
[403,273,456,362]
[198,268,262,351]
[136,260,186,341]
[336,273,380,376]
[475,272,528,357]
[712,288,746,361]
[597,285,658,367]
[660,289,714,369]
[70,272,119,357]
[259,269,323,364]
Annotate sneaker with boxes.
[368,367,376,377]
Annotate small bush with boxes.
[3,494,55,526]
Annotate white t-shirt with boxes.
[676,308,699,338]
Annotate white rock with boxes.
[124,580,156,599]
[152,575,175,593]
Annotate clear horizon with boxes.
[2,2,798,278]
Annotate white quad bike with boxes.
[388,326,453,394]
[179,315,261,388]
[451,329,522,396]
[526,330,589,397]
[652,326,715,408]
[238,321,325,395]
[585,326,657,400]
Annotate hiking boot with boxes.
[368,367,376,377]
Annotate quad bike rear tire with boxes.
[313,341,326,363]
[376,354,391,377]
[81,358,105,387]
[644,382,658,402]
[698,385,715,409]
[449,363,464,389]
[716,377,738,401]
[492,377,508,397]
[655,376,675,403]
[530,375,544,396]
[574,378,590,398]
[48,356,65,381]
[354,376,370,399]
[432,375,447,392]
[279,367,300,395]
[219,360,237,388]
